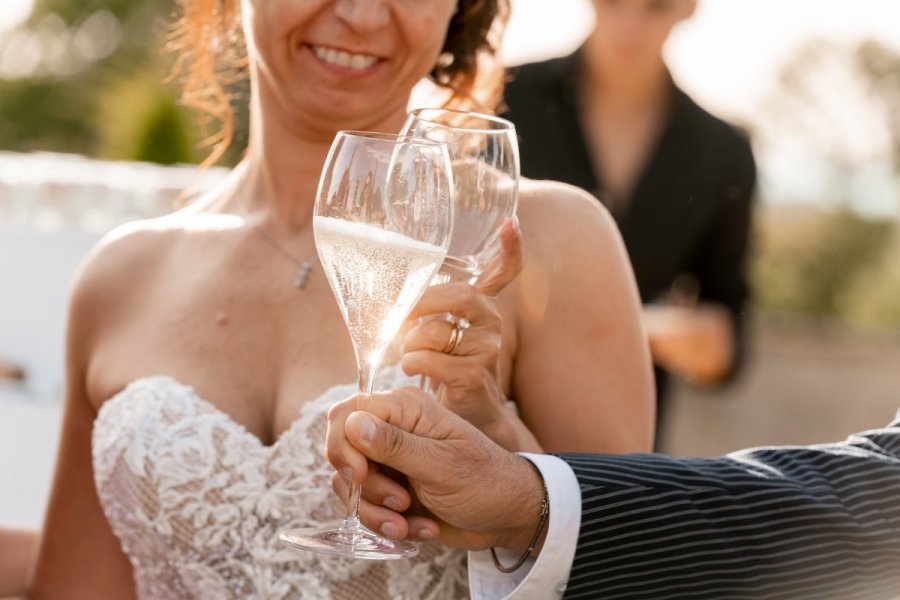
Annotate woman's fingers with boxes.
[401,352,487,390]
[403,285,502,364]
[402,316,499,358]
[408,283,501,327]
[475,216,524,297]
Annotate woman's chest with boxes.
[87,271,361,443]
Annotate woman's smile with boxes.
[308,44,383,74]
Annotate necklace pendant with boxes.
[294,260,313,289]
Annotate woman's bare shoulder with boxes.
[74,215,183,294]
[516,178,620,253]
[67,209,214,321]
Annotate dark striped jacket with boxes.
[558,413,900,599]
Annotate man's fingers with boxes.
[324,397,369,485]
[475,216,523,297]
[331,474,412,540]
[329,470,411,512]
[345,407,430,481]
[406,515,441,542]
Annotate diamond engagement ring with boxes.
[442,317,471,355]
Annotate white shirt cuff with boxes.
[468,453,582,599]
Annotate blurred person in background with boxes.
[22,0,654,597]
[503,0,756,449]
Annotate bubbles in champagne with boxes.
[314,216,447,365]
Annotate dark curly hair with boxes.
[169,0,510,165]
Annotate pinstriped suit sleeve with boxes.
[556,413,900,600]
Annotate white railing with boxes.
[0,152,227,526]
[0,151,226,398]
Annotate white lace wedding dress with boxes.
[91,366,468,599]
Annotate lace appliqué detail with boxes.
[92,370,467,599]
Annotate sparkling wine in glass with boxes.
[401,108,520,285]
[279,131,453,560]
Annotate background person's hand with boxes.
[325,386,545,552]
[643,302,735,385]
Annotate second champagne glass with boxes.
[401,108,520,284]
[279,131,454,560]
[401,109,519,392]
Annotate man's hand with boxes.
[325,387,545,552]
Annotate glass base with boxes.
[279,525,419,560]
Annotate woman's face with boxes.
[242,0,457,134]
[589,0,695,71]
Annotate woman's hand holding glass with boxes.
[399,218,534,450]
[398,109,535,451]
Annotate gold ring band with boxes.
[441,317,470,355]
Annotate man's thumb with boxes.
[345,410,421,475]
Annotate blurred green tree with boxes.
[855,40,900,173]
[759,38,900,213]
[753,208,894,318]
[751,38,900,327]
[0,0,247,165]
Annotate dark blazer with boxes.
[503,52,757,431]
[557,412,900,599]
[503,52,755,313]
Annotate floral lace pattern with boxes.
[91,369,468,599]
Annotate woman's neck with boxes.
[236,124,329,232]
[581,53,671,116]
[230,86,409,232]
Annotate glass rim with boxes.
[405,107,515,134]
[335,129,447,147]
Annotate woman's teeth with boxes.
[312,46,378,70]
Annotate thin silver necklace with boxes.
[241,206,315,289]
[253,226,315,289]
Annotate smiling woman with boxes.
[24,0,655,597]
[169,0,508,163]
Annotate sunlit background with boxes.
[506,0,900,218]
[1,0,899,527]
[2,0,899,213]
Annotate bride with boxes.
[26,0,654,597]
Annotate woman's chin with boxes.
[290,93,406,135]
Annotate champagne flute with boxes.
[401,109,519,392]
[401,108,520,285]
[279,131,453,560]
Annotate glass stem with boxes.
[341,351,378,531]
[417,268,456,395]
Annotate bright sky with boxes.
[503,0,900,121]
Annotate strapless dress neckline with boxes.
[102,374,349,449]
[91,367,468,599]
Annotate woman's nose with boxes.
[333,0,390,34]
